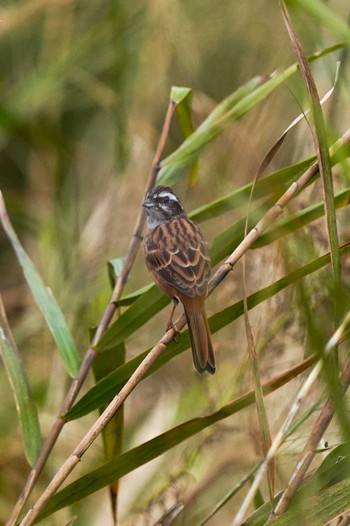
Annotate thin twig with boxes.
[7,100,176,526]
[19,129,350,525]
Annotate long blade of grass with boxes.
[281,1,341,301]
[171,86,199,186]
[0,192,80,378]
[64,243,350,421]
[0,295,41,466]
[36,358,315,520]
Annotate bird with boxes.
[142,185,215,374]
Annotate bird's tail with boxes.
[184,299,215,374]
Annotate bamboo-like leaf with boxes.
[0,296,41,466]
[0,192,80,377]
[64,244,350,421]
[96,285,169,352]
[107,257,126,288]
[159,76,264,185]
[157,42,345,185]
[170,86,192,105]
[37,359,314,520]
[118,283,153,307]
[171,86,198,185]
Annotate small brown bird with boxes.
[143,185,215,374]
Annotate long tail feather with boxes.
[185,306,215,374]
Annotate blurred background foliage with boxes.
[1,1,350,525]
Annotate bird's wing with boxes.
[144,216,210,298]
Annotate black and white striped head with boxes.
[143,186,185,228]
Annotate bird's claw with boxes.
[167,321,181,342]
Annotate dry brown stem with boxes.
[7,100,176,526]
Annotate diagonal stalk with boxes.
[7,99,176,526]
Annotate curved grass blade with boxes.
[0,295,41,466]
[0,192,80,377]
[158,42,345,185]
[37,359,314,520]
[64,243,350,421]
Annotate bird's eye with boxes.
[163,196,170,204]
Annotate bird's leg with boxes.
[167,298,180,341]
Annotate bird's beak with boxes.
[142,196,153,208]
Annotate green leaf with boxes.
[159,76,264,185]
[158,42,345,186]
[171,86,198,186]
[170,86,192,105]
[118,283,154,307]
[0,297,41,466]
[64,244,350,421]
[37,358,313,520]
[96,285,170,352]
[0,192,80,377]
[107,256,126,288]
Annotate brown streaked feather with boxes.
[143,216,210,299]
